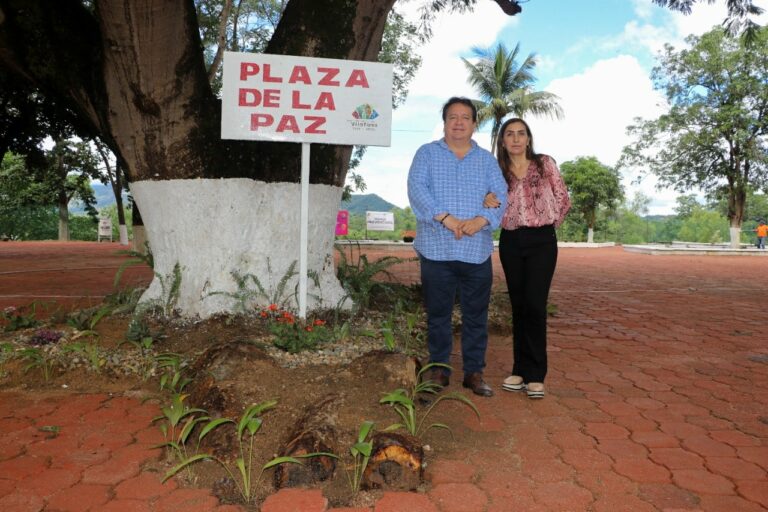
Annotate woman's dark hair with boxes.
[495,117,544,181]
[442,97,478,123]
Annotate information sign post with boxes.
[221,52,392,317]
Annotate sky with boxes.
[359,0,767,215]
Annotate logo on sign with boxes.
[350,103,380,132]
[351,104,379,120]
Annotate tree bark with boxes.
[57,193,69,241]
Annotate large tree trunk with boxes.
[0,0,396,317]
[727,183,746,249]
[131,179,346,317]
[57,194,69,241]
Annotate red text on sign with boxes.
[250,114,327,134]
[239,63,369,88]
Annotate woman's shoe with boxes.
[502,375,525,392]
[526,382,545,399]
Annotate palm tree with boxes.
[462,42,564,153]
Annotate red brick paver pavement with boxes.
[1,242,766,511]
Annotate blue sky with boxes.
[360,0,767,215]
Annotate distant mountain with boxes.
[70,183,128,214]
[73,187,397,216]
[340,193,397,215]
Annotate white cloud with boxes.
[525,55,677,214]
[529,55,665,165]
[407,2,515,98]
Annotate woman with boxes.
[486,118,570,399]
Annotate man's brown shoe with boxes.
[427,368,449,388]
[462,372,494,397]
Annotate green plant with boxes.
[546,302,558,316]
[261,306,330,354]
[19,347,58,382]
[133,263,182,319]
[113,243,154,288]
[331,319,351,343]
[67,304,112,337]
[380,363,479,437]
[380,315,396,352]
[155,262,182,317]
[207,259,318,313]
[104,286,145,315]
[125,315,153,343]
[344,420,374,493]
[153,393,209,470]
[335,243,415,312]
[1,303,40,331]
[0,342,16,377]
[400,310,426,354]
[162,400,313,504]
[121,319,158,380]
[63,342,105,372]
[155,353,191,393]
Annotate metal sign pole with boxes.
[299,142,310,319]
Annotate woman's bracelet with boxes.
[439,213,450,224]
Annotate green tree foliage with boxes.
[462,42,563,152]
[620,28,768,245]
[677,209,730,243]
[560,156,623,242]
[0,143,100,241]
[0,153,56,240]
[651,0,764,43]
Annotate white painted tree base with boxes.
[118,224,129,245]
[130,179,348,319]
[729,226,740,248]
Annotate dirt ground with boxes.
[0,240,509,509]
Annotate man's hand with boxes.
[442,215,464,239]
[459,216,488,236]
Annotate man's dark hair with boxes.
[442,97,477,123]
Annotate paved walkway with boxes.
[1,242,767,511]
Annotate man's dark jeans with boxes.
[419,255,492,376]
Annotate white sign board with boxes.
[98,217,112,242]
[98,217,112,236]
[221,52,392,146]
[366,211,395,231]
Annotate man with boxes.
[407,97,508,397]
[756,220,768,250]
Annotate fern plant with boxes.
[335,243,414,312]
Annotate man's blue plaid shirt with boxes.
[407,139,508,264]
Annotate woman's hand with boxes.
[483,192,501,208]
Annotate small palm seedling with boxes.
[19,347,58,382]
[153,393,208,468]
[379,363,479,438]
[344,420,374,493]
[155,353,191,394]
[162,400,317,504]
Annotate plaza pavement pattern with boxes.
[0,242,766,511]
